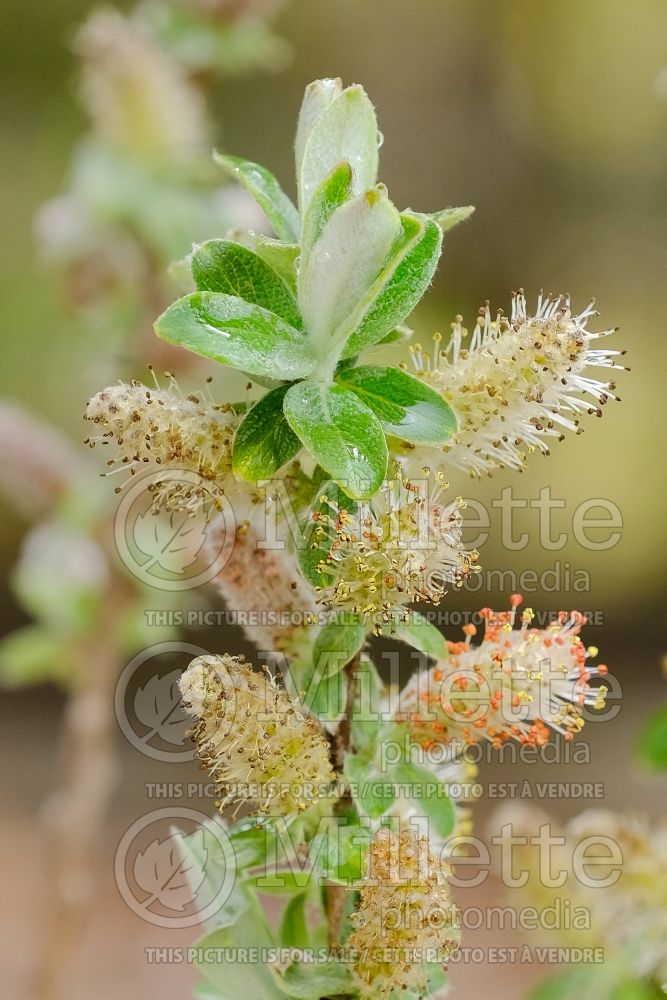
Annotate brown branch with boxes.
[326,652,361,951]
[31,588,127,1000]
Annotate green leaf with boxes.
[173,820,251,931]
[195,912,282,999]
[637,702,667,770]
[252,235,299,293]
[280,624,322,701]
[155,291,316,381]
[272,960,355,999]
[232,386,302,481]
[297,187,401,359]
[431,205,475,232]
[297,482,358,588]
[392,610,448,661]
[245,870,312,894]
[283,381,388,500]
[191,240,302,329]
[342,214,443,358]
[279,893,309,949]
[193,983,227,1000]
[392,762,456,839]
[345,754,395,819]
[282,618,350,722]
[295,78,343,191]
[214,152,300,242]
[300,615,366,721]
[350,658,386,757]
[334,356,358,373]
[377,323,413,346]
[312,617,367,677]
[304,668,347,721]
[315,822,372,884]
[297,83,379,213]
[227,815,297,870]
[336,365,457,444]
[301,160,353,260]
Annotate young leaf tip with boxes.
[306,76,343,98]
[432,205,476,232]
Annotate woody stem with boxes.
[326,651,361,950]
